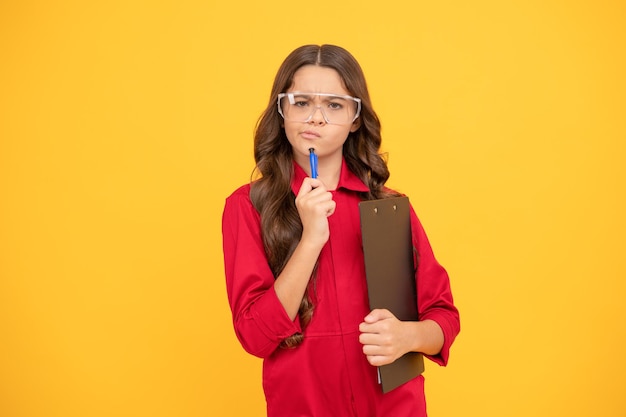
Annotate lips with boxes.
[301,130,321,139]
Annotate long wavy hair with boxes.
[250,44,399,347]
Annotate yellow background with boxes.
[1,1,624,416]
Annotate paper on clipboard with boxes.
[359,196,424,393]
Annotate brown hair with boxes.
[250,44,398,347]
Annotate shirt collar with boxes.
[291,157,370,195]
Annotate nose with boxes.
[308,106,327,125]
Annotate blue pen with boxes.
[309,148,318,179]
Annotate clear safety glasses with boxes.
[277,92,362,125]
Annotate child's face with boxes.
[283,65,360,168]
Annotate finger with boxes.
[359,332,379,345]
[359,321,378,334]
[363,308,393,324]
[362,344,383,356]
[324,200,336,217]
[366,354,392,367]
[359,317,391,334]
[297,177,327,195]
[363,342,394,355]
[296,185,332,211]
[296,178,314,197]
[298,196,334,217]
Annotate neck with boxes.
[317,153,342,190]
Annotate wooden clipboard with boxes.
[359,196,424,393]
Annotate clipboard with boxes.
[359,196,424,393]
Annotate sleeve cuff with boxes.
[251,286,302,342]
[421,311,460,366]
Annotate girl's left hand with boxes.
[358,309,415,366]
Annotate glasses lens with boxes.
[279,93,359,125]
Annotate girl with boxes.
[222,44,460,417]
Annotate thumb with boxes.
[363,308,394,324]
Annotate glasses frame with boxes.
[277,92,362,125]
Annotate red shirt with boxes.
[222,160,460,417]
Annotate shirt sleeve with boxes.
[222,187,302,358]
[410,207,461,366]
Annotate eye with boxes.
[327,101,344,110]
[293,98,311,107]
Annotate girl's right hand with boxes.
[295,178,336,249]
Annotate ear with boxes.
[350,118,361,132]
